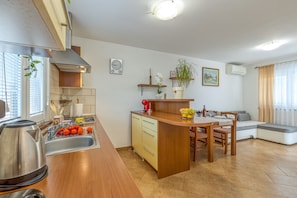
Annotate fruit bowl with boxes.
[180,108,195,120]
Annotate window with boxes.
[274,60,297,109]
[274,60,297,126]
[0,52,49,123]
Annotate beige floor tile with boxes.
[118,139,297,198]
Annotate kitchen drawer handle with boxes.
[132,116,140,120]
[144,146,155,156]
[143,120,155,125]
[143,130,155,137]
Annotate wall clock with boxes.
[110,58,123,75]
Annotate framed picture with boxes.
[110,58,123,75]
[202,67,219,86]
[170,70,176,78]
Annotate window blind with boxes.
[0,52,22,121]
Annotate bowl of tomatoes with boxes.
[56,125,93,137]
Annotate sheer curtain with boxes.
[258,65,274,122]
[274,60,297,126]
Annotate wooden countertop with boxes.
[0,117,142,198]
[132,111,219,127]
[147,99,194,102]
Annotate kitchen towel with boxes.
[73,104,83,117]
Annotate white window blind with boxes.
[0,52,22,122]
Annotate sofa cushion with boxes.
[258,124,297,133]
[238,113,251,121]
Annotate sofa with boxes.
[235,111,266,140]
[220,111,297,145]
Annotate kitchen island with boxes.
[0,117,142,198]
[131,99,236,178]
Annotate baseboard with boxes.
[116,146,133,151]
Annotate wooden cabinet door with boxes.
[131,114,143,156]
[142,117,158,170]
[33,0,68,50]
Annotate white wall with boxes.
[243,66,259,120]
[73,36,244,148]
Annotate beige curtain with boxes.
[258,65,274,122]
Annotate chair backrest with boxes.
[220,112,238,128]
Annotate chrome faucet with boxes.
[47,125,58,141]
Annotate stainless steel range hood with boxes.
[50,48,91,73]
[50,13,91,73]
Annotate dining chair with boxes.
[189,127,207,161]
[213,112,238,154]
[190,110,218,161]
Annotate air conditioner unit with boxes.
[226,64,247,75]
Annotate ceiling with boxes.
[68,0,297,66]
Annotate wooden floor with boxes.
[118,139,297,198]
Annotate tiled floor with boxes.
[118,139,297,198]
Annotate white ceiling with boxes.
[68,0,297,66]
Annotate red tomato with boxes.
[63,129,70,136]
[77,127,83,135]
[71,129,77,135]
[87,127,93,134]
[57,128,64,135]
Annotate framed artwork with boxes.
[110,58,123,75]
[202,67,219,86]
[170,70,176,78]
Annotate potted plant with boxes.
[173,59,193,99]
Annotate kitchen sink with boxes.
[45,133,100,156]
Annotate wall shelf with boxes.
[169,78,194,87]
[137,84,167,96]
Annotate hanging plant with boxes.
[23,55,40,78]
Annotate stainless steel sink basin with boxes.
[45,133,100,156]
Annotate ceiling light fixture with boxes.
[152,0,184,20]
[256,40,287,51]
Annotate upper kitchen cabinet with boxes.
[0,0,70,51]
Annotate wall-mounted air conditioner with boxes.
[226,64,247,75]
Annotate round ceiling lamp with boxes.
[152,0,184,20]
[256,40,287,51]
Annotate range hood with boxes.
[50,48,91,73]
[50,13,91,73]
